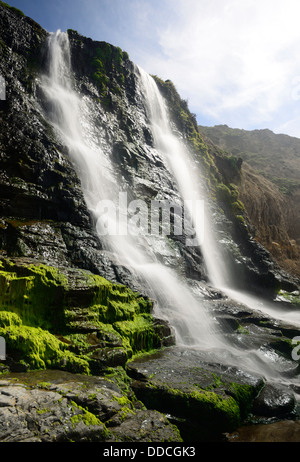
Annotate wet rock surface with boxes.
[127,347,264,441]
[252,383,297,418]
[226,420,300,443]
[0,370,181,442]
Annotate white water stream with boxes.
[41,30,221,348]
[136,66,300,326]
[40,30,300,385]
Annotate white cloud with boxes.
[137,0,300,136]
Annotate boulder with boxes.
[127,347,264,441]
[252,383,296,418]
[0,370,181,442]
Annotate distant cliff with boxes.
[200,125,300,278]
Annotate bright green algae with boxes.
[0,258,161,373]
[0,311,89,373]
[0,258,259,439]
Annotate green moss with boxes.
[0,259,70,330]
[0,311,22,327]
[0,258,151,330]
[36,407,51,415]
[103,366,133,395]
[134,371,261,439]
[236,215,246,224]
[91,43,128,100]
[277,290,300,306]
[0,311,89,373]
[236,324,249,334]
[111,394,136,421]
[143,381,241,434]
[0,1,25,16]
[232,200,245,213]
[68,401,112,440]
[216,183,232,203]
[36,382,51,389]
[113,314,161,353]
[215,183,246,223]
[227,382,259,419]
[70,402,103,428]
[189,387,240,427]
[0,258,163,373]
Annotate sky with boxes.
[5,0,300,138]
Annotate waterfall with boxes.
[135,65,229,290]
[135,66,300,329]
[40,30,222,349]
[40,30,300,385]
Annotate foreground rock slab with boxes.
[0,369,181,442]
[127,347,264,441]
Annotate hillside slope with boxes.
[200,125,300,278]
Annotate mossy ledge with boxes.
[127,351,264,442]
[134,381,242,439]
[0,1,25,17]
[0,257,173,374]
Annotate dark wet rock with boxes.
[0,6,106,278]
[109,409,182,442]
[252,383,297,418]
[127,347,264,441]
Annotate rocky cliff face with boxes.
[1,3,300,443]
[1,2,298,295]
[0,5,109,277]
[200,124,300,278]
[238,163,300,278]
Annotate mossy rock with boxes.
[276,290,300,307]
[113,313,164,353]
[0,1,25,17]
[0,258,170,373]
[0,310,90,373]
[127,347,263,441]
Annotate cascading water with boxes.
[40,30,300,386]
[134,65,300,385]
[40,30,221,349]
[135,65,300,330]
